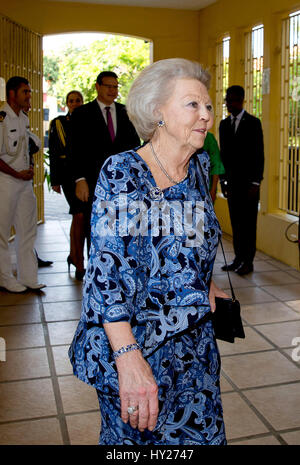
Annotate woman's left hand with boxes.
[209,280,230,313]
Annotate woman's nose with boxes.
[199,105,211,121]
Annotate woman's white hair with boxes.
[126,58,211,141]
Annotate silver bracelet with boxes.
[113,343,141,360]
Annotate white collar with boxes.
[231,109,245,121]
[97,100,115,112]
[1,102,20,119]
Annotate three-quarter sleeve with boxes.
[82,155,142,326]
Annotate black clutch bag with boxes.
[195,157,245,344]
[211,240,245,343]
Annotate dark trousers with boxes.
[227,185,260,265]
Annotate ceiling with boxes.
[45,0,218,10]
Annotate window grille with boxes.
[279,11,300,216]
[215,36,230,130]
[245,25,264,119]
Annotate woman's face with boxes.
[67,93,83,114]
[158,78,214,151]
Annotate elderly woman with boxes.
[69,58,228,445]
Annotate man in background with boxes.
[219,85,264,275]
[70,71,140,245]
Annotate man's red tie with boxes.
[105,106,115,142]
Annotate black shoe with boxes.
[67,255,74,272]
[236,263,254,276]
[68,256,85,281]
[37,257,53,267]
[221,260,241,272]
[75,269,86,281]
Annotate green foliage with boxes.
[43,55,60,93]
[43,149,52,191]
[43,35,150,108]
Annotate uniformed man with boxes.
[0,76,46,292]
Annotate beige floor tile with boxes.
[256,320,300,348]
[266,258,296,271]
[0,304,41,325]
[241,301,300,325]
[35,237,68,245]
[66,412,100,445]
[52,345,73,375]
[286,270,300,281]
[58,376,99,414]
[244,383,300,430]
[37,243,70,252]
[0,291,40,306]
[261,284,300,301]
[229,435,281,445]
[221,351,300,388]
[215,251,236,264]
[44,301,82,322]
[222,392,268,440]
[41,285,83,303]
[47,321,79,346]
[39,251,69,262]
[0,379,57,422]
[245,271,300,287]
[212,272,255,289]
[37,273,77,287]
[217,326,273,356]
[285,300,300,313]
[0,348,50,381]
[38,261,72,274]
[251,261,281,272]
[0,324,45,350]
[280,430,300,445]
[0,418,63,445]
[220,375,234,393]
[37,219,65,230]
[255,251,271,261]
[223,286,277,305]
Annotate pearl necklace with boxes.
[149,141,188,186]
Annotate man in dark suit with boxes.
[70,71,140,243]
[219,85,264,275]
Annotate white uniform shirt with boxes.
[0,102,30,171]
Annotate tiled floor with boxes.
[0,194,300,444]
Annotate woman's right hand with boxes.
[116,350,159,433]
[75,179,89,202]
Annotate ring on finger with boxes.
[127,406,139,415]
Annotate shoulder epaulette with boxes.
[0,111,6,122]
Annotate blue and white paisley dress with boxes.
[68,149,226,445]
